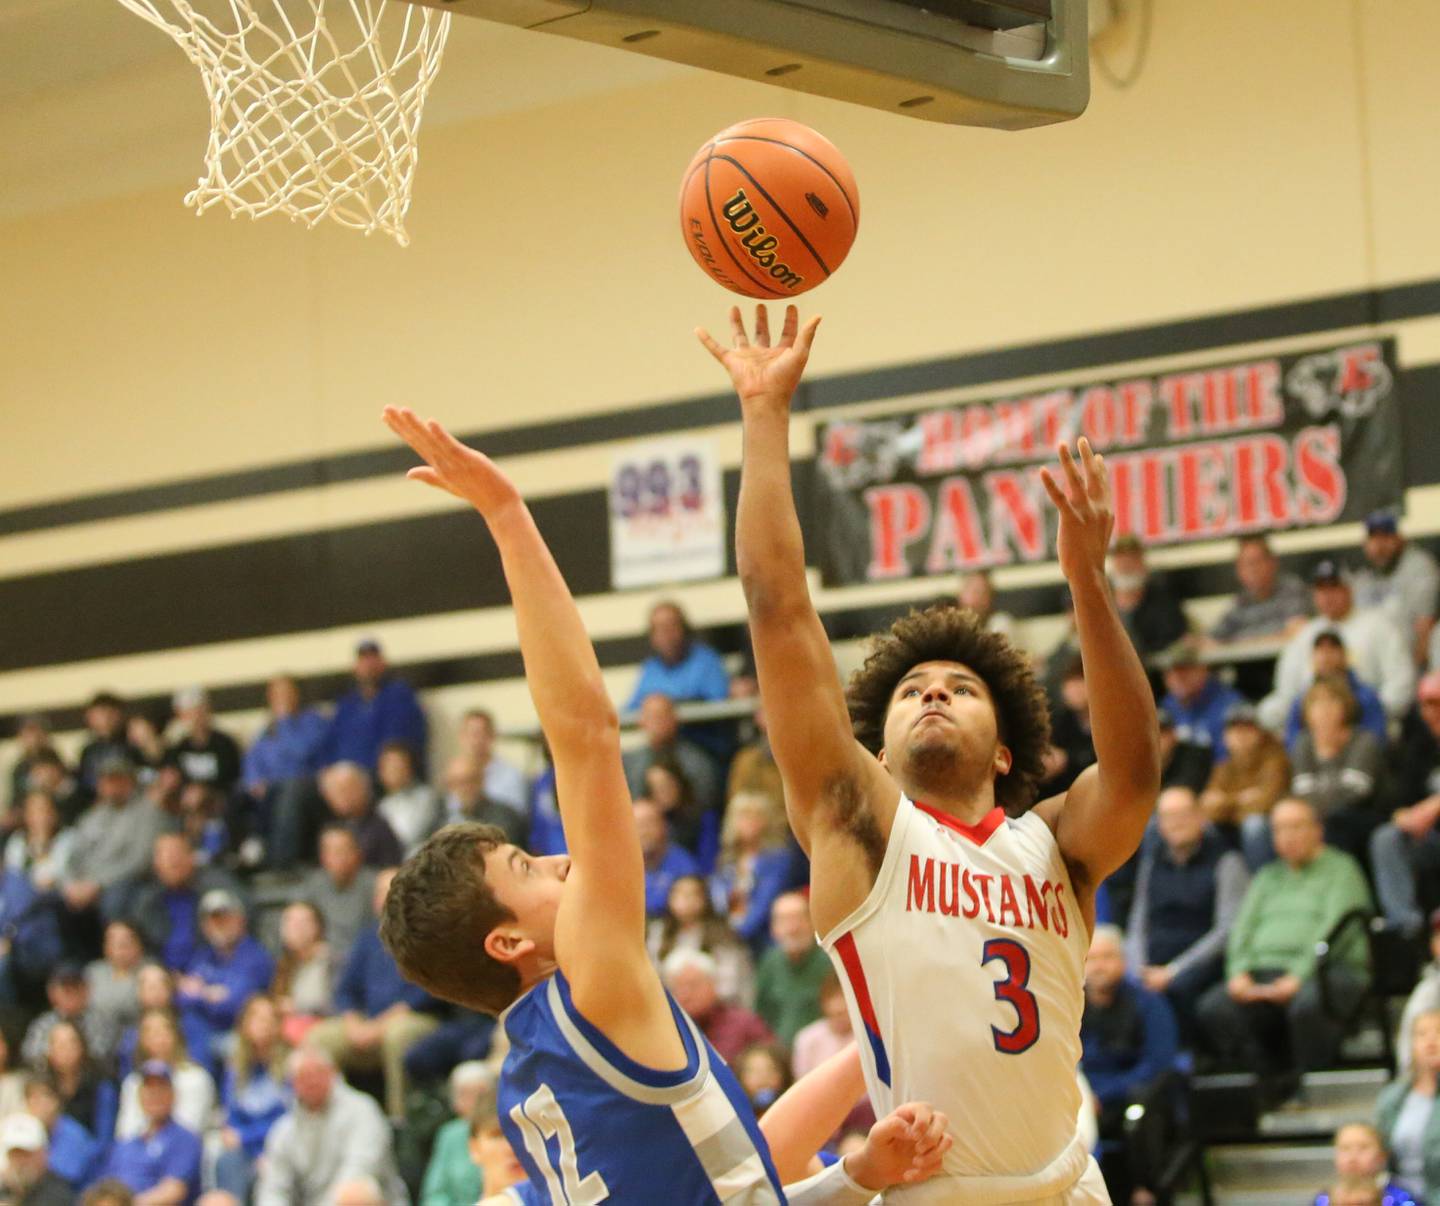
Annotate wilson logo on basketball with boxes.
[721,190,804,291]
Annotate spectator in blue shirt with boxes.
[1081,925,1179,1203]
[1160,644,1244,761]
[1283,631,1388,752]
[634,800,700,917]
[525,748,566,857]
[241,675,328,799]
[318,640,427,775]
[305,869,438,1120]
[25,1075,100,1190]
[710,792,803,952]
[0,855,62,1006]
[627,601,732,761]
[175,891,274,1070]
[96,1061,202,1204]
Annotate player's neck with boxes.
[903,783,997,826]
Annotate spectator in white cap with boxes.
[1352,511,1440,666]
[0,1111,71,1206]
[174,889,274,1065]
[1260,559,1415,730]
[166,686,242,794]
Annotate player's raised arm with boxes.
[382,408,651,1013]
[698,307,897,858]
[1036,440,1161,919]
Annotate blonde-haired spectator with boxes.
[1376,1010,1440,1202]
[711,792,800,951]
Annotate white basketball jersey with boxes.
[819,795,1092,1204]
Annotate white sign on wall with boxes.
[608,436,726,589]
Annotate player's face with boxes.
[484,845,571,958]
[881,661,1010,797]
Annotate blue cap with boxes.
[1311,559,1344,585]
[138,1060,172,1082]
[1365,511,1399,536]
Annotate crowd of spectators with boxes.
[3,512,1440,1204]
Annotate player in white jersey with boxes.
[699,306,1160,1203]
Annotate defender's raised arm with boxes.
[382,408,647,992]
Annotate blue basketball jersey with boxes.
[497,970,785,1204]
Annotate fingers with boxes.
[1039,467,1078,521]
[754,304,771,348]
[695,326,726,364]
[779,304,799,348]
[729,305,749,347]
[405,466,461,500]
[1078,437,1109,505]
[1058,442,1087,502]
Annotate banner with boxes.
[609,436,726,589]
[814,339,1402,585]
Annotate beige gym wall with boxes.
[1,0,1437,759]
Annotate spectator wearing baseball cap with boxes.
[1352,511,1440,666]
[165,687,243,794]
[1159,641,1245,760]
[76,693,139,793]
[1259,558,1415,730]
[174,891,273,1070]
[0,1111,72,1206]
[1200,701,1291,869]
[1280,630,1389,753]
[96,1061,202,1205]
[1157,706,1214,795]
[1370,673,1440,936]
[61,756,168,938]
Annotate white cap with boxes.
[172,685,209,712]
[0,1113,47,1152]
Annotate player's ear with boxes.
[993,743,1013,776]
[483,925,534,967]
[877,747,888,768]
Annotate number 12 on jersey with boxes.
[510,1084,610,1203]
[982,938,1041,1054]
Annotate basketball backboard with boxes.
[399,0,1089,130]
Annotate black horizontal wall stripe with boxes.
[2,278,1439,540]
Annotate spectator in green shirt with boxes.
[1196,797,1372,1076]
[419,1061,491,1206]
[754,893,831,1047]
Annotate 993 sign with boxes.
[608,439,725,589]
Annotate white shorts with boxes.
[881,1153,1110,1205]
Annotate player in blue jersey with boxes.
[377,406,951,1205]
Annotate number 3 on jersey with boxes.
[982,938,1041,1054]
[509,1084,610,1203]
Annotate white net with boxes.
[115,0,452,246]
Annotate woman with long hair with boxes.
[112,1008,215,1140]
[215,994,290,1200]
[271,900,335,1045]
[1375,1009,1440,1202]
[648,874,756,1007]
[711,791,801,950]
[43,1020,116,1141]
[114,963,175,1079]
[3,790,73,894]
[1291,675,1386,861]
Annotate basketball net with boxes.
[114,0,451,246]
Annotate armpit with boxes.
[821,773,886,874]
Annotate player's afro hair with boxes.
[846,603,1052,817]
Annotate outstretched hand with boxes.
[696,304,821,408]
[382,405,520,519]
[1039,438,1115,585]
[846,1102,952,1190]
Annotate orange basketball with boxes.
[679,118,860,299]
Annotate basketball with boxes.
[679,117,860,299]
